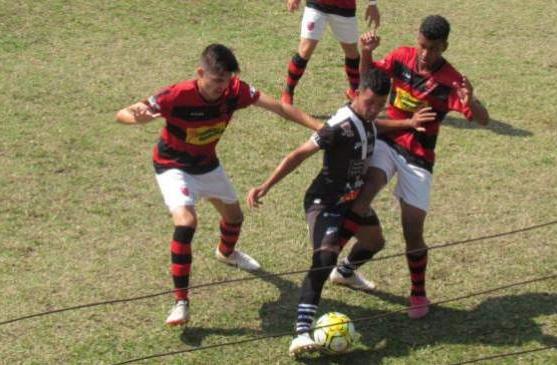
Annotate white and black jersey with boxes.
[305,105,376,207]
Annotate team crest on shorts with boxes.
[181,187,190,196]
[307,22,315,31]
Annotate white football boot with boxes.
[288,332,320,357]
[215,249,261,272]
[329,267,376,291]
[165,300,190,326]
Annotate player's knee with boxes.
[172,207,197,227]
[402,224,425,247]
[310,249,339,281]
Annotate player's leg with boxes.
[281,7,324,105]
[209,198,260,271]
[290,203,342,356]
[155,169,199,326]
[339,42,360,100]
[400,200,430,319]
[198,165,260,271]
[328,13,360,99]
[330,209,384,291]
[392,157,433,319]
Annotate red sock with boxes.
[407,251,428,297]
[284,53,308,94]
[218,220,242,257]
[170,226,194,301]
[344,57,360,91]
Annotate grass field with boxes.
[1,0,556,364]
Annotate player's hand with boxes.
[453,76,474,107]
[130,104,160,123]
[247,186,268,208]
[410,107,437,132]
[364,4,380,30]
[359,32,381,53]
[287,0,301,12]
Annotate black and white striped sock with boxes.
[295,303,318,335]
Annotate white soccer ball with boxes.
[312,312,358,354]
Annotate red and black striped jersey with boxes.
[147,77,260,174]
[372,46,473,172]
[306,0,357,17]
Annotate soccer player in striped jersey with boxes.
[332,15,490,320]
[116,44,322,327]
[280,0,380,105]
[248,68,434,356]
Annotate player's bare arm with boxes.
[375,107,437,133]
[359,32,381,77]
[254,92,323,131]
[247,139,319,208]
[364,3,380,30]
[116,102,161,125]
[453,77,490,125]
[287,0,301,12]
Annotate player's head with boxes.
[417,15,450,70]
[353,68,391,121]
[197,44,240,101]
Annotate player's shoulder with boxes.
[327,105,354,127]
[389,46,416,59]
[436,59,464,85]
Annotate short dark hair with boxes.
[200,44,240,74]
[360,68,391,96]
[419,15,451,41]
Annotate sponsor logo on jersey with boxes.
[392,87,429,112]
[185,121,227,145]
[340,121,354,137]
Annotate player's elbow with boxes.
[115,109,132,124]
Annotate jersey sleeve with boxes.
[372,47,402,76]
[147,84,177,118]
[310,124,339,150]
[235,80,261,109]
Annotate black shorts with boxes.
[304,198,380,251]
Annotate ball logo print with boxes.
[312,312,358,354]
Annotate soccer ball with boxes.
[312,312,358,354]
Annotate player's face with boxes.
[355,88,387,121]
[197,68,232,101]
[416,33,447,71]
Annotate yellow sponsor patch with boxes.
[185,122,227,145]
[393,87,429,112]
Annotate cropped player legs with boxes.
[282,38,318,104]
[170,206,198,302]
[209,198,243,256]
[339,42,360,97]
[400,200,430,314]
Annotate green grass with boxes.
[1,0,556,364]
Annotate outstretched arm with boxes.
[375,107,437,133]
[115,102,160,125]
[254,92,323,131]
[247,139,319,208]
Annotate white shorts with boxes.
[155,166,238,212]
[369,140,433,212]
[300,7,358,44]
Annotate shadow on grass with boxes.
[443,115,533,137]
[256,270,557,364]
